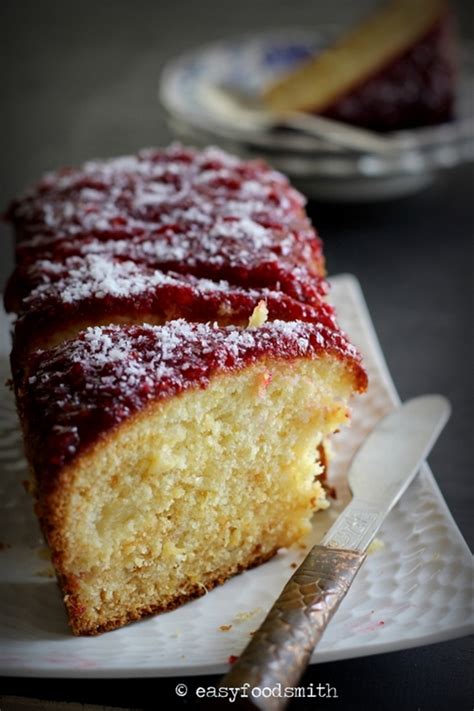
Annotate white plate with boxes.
[0,274,472,677]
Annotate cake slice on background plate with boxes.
[263,0,456,132]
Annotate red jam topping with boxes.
[322,17,455,132]
[5,145,325,308]
[23,321,367,487]
[13,254,336,356]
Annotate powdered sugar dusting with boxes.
[9,145,304,240]
[26,256,177,304]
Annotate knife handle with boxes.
[218,546,365,710]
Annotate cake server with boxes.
[218,394,451,709]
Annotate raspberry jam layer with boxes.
[22,321,367,488]
[13,254,336,358]
[5,145,326,308]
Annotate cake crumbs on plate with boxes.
[233,608,262,624]
[367,538,384,555]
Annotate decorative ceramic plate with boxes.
[160,29,474,200]
[0,274,472,677]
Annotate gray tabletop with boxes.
[1,0,472,708]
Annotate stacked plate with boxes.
[159,28,474,201]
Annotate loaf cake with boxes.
[5,145,367,635]
[263,0,456,132]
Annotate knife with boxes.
[218,394,451,709]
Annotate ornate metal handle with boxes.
[218,545,365,710]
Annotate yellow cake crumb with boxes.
[233,608,263,624]
[247,300,268,328]
[367,538,385,555]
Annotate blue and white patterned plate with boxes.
[159,29,474,200]
[160,27,341,152]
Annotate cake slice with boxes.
[263,0,456,131]
[18,320,367,635]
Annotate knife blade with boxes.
[218,394,451,710]
[323,394,451,551]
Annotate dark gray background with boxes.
[0,0,472,709]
